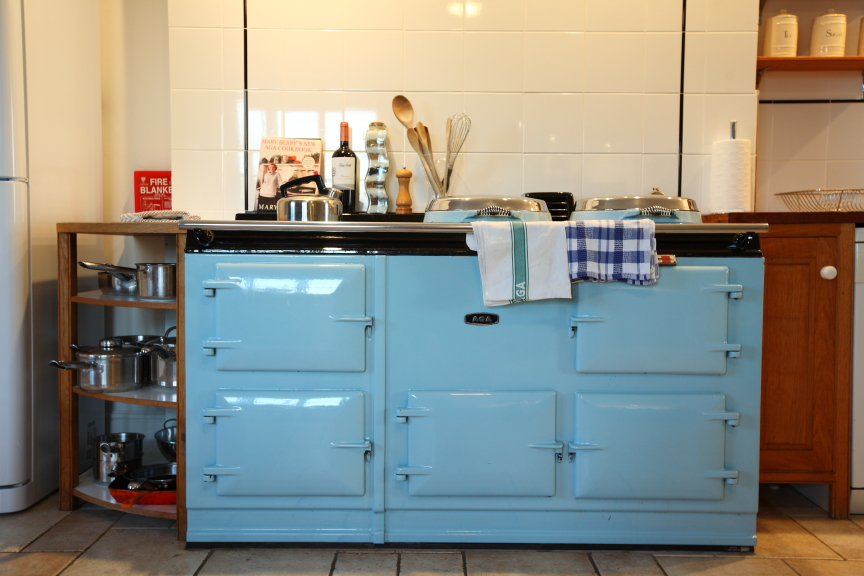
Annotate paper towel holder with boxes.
[730,120,737,140]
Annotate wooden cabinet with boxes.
[704,215,855,518]
[57,222,186,538]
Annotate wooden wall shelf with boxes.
[757,56,864,72]
[72,385,177,408]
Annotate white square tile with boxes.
[683,32,707,93]
[247,90,285,147]
[344,0,403,30]
[405,0,464,30]
[758,71,864,101]
[756,102,773,160]
[459,153,524,196]
[769,159,827,194]
[525,0,586,31]
[644,33,681,93]
[464,33,524,92]
[401,92,464,153]
[645,0,682,32]
[465,0,526,31]
[522,154,582,196]
[681,94,704,154]
[524,94,584,153]
[687,0,758,32]
[754,158,785,212]
[463,93,523,152]
[247,150,261,204]
[704,33,758,94]
[170,90,223,150]
[246,0,286,29]
[223,29,244,90]
[828,102,864,160]
[524,33,584,93]
[680,154,705,201]
[171,150,224,210]
[827,160,864,188]
[643,94,679,153]
[344,92,406,152]
[585,0,645,31]
[582,154,643,196]
[583,33,645,93]
[344,31,403,90]
[169,28,223,90]
[223,0,244,28]
[642,154,679,195]
[703,93,758,152]
[223,90,245,150]
[284,0,344,29]
[770,102,830,161]
[246,29,285,90]
[168,0,222,27]
[405,32,463,92]
[222,151,247,212]
[282,91,343,148]
[583,94,644,154]
[287,30,343,90]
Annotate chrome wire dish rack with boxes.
[775,189,864,212]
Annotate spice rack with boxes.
[56,222,186,533]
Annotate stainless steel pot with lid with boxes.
[50,338,147,393]
[276,175,343,222]
[423,197,551,222]
[571,188,702,223]
[78,261,176,300]
[140,327,177,388]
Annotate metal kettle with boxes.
[276,175,343,222]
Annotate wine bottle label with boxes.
[332,157,356,189]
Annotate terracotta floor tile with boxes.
[791,518,864,560]
[752,506,841,559]
[400,552,463,576]
[60,528,208,576]
[851,516,864,531]
[0,552,76,576]
[590,551,664,575]
[0,493,69,552]
[112,514,176,529]
[199,549,336,576]
[784,558,864,575]
[465,551,595,576]
[333,552,399,576]
[23,509,121,552]
[656,556,798,575]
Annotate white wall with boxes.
[166,0,760,217]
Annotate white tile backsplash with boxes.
[458,153,524,195]
[245,29,285,89]
[222,151,246,211]
[168,0,223,28]
[282,91,343,149]
[687,0,759,32]
[642,154,680,195]
[344,91,406,152]
[223,29,245,90]
[522,154,582,195]
[704,33,758,94]
[523,94,583,153]
[464,0,526,32]
[344,0,403,30]
[770,103,829,161]
[247,90,284,146]
[405,32,463,92]
[405,0,464,31]
[827,103,864,161]
[463,93,523,153]
[524,33,583,93]
[525,0,585,31]
[643,94,680,154]
[168,28,224,90]
[402,92,465,152]
[343,31,403,90]
[644,33,682,93]
[582,154,643,196]
[827,160,864,189]
[583,94,644,154]
[246,0,286,29]
[583,33,645,93]
[645,0,683,32]
[289,30,344,90]
[585,0,646,32]
[223,90,245,150]
[283,0,345,30]
[170,90,223,150]
[464,32,524,92]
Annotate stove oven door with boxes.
[204,263,369,372]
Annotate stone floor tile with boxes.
[751,506,841,559]
[199,549,336,576]
[851,516,864,530]
[0,493,69,552]
[112,514,176,529]
[23,508,121,552]
[465,551,595,576]
[657,556,799,575]
[401,552,463,576]
[784,558,864,575]
[792,517,864,560]
[591,551,664,575]
[0,552,77,576]
[60,528,208,576]
[333,552,399,576]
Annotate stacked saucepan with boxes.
[78,261,176,300]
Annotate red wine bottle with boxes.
[331,122,357,213]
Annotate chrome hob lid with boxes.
[575,189,699,213]
[426,197,549,213]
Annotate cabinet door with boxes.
[759,229,848,477]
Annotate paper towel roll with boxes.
[708,139,752,213]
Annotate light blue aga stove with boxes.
[181,220,766,549]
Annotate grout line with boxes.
[461,550,468,576]
[192,549,215,576]
[782,557,806,576]
[650,552,672,576]
[586,551,601,575]
[396,551,402,576]
[54,550,86,576]
[330,550,340,576]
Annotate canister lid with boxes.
[74,338,141,360]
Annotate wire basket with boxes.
[775,189,864,212]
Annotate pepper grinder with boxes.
[396,168,413,214]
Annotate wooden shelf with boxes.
[74,471,176,519]
[73,385,176,407]
[71,290,176,309]
[757,56,864,72]
[57,222,183,235]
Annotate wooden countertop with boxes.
[703,212,864,224]
[57,222,183,235]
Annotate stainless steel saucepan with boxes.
[50,337,149,393]
[78,261,137,294]
[78,261,176,300]
[140,327,177,388]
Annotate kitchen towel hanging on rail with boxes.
[565,219,657,285]
[470,221,571,306]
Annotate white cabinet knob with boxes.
[820,265,838,280]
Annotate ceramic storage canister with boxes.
[763,9,798,56]
[810,9,846,56]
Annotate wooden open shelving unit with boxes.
[57,222,186,538]
[757,56,864,72]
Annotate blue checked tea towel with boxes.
[470,221,571,306]
[565,219,658,285]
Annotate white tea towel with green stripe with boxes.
[470,221,571,306]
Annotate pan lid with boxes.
[427,197,549,213]
[575,188,699,212]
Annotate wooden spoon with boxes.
[416,121,435,168]
[391,95,415,130]
[407,128,443,198]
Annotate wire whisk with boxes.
[444,112,471,194]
